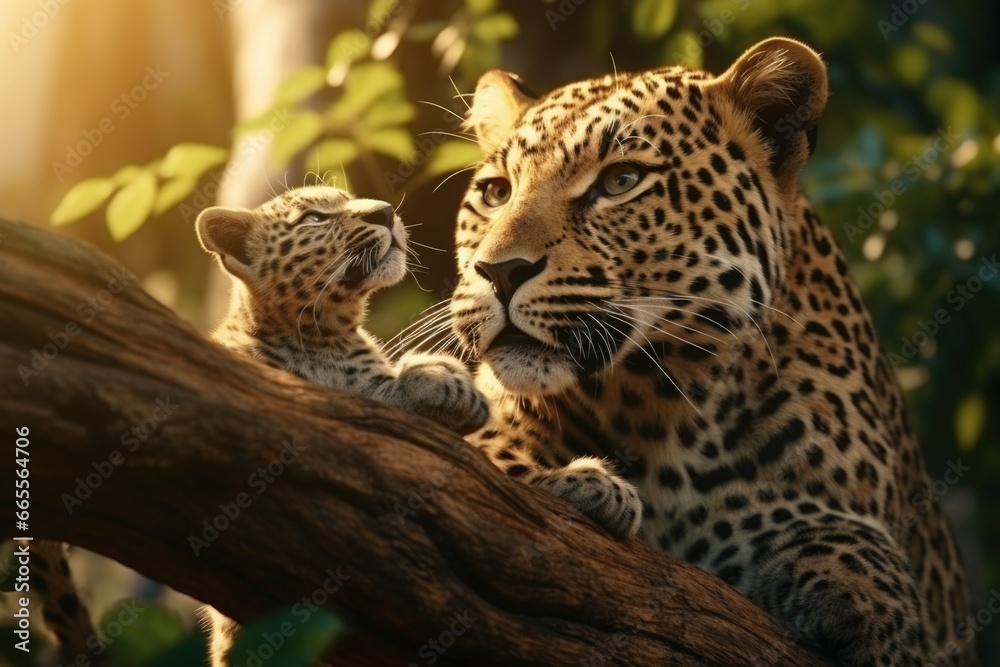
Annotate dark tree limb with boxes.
[0,219,832,666]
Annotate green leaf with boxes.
[326,29,372,70]
[472,12,519,42]
[465,0,497,16]
[362,99,417,129]
[465,0,496,15]
[154,175,198,215]
[275,65,328,105]
[364,128,414,161]
[159,143,229,179]
[424,140,483,177]
[457,36,498,80]
[231,607,346,667]
[955,394,985,450]
[632,0,677,40]
[328,62,405,125]
[111,164,145,186]
[312,137,359,173]
[406,20,448,42]
[51,178,116,226]
[272,110,326,165]
[366,0,399,26]
[912,21,954,54]
[891,45,931,86]
[102,601,186,666]
[925,77,979,134]
[106,170,156,241]
[235,108,274,134]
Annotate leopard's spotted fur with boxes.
[451,38,977,666]
[195,186,489,666]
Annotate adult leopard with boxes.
[450,37,977,666]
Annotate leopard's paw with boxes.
[533,458,642,537]
[394,353,489,434]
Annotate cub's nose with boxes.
[359,203,395,229]
[474,256,548,309]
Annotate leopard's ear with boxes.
[464,70,536,153]
[196,207,255,281]
[714,37,828,183]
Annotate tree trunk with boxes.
[0,218,832,666]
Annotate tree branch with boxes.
[0,219,831,666]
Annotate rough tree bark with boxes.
[0,218,832,667]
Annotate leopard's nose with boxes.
[474,256,548,309]
[359,203,395,229]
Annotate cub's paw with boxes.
[533,458,642,537]
[395,353,489,435]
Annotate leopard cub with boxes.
[195,185,489,666]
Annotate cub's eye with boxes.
[296,211,325,225]
[599,163,642,196]
[481,178,512,207]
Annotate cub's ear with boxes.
[195,207,255,280]
[463,70,536,153]
[715,37,828,183]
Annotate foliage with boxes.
[46,0,1000,662]
[47,0,519,238]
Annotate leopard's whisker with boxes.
[699,252,807,329]
[402,319,457,355]
[409,240,446,252]
[433,165,481,194]
[418,99,467,124]
[588,314,699,413]
[409,321,451,350]
[385,312,454,358]
[617,301,729,345]
[616,291,779,376]
[598,304,717,357]
[449,76,472,111]
[386,310,453,354]
[385,301,453,346]
[419,130,479,143]
[615,298,746,346]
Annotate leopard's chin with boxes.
[476,316,624,395]
[344,245,406,291]
[481,344,578,396]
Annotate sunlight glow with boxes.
[953,239,975,260]
[862,233,886,261]
[950,138,978,168]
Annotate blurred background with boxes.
[0,0,997,664]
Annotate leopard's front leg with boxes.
[470,397,642,537]
[745,516,927,666]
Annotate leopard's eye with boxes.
[296,211,325,225]
[481,178,512,207]
[599,163,641,196]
